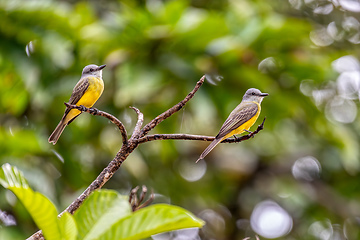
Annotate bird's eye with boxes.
[252,92,255,95]
[90,68,94,72]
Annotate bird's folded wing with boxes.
[216,102,258,139]
[62,77,90,118]
[68,77,90,104]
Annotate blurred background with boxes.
[1,0,360,239]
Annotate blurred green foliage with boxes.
[0,163,204,240]
[1,0,360,239]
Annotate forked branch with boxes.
[64,103,128,146]
[136,118,266,144]
[129,106,144,140]
[28,75,266,240]
[139,75,205,137]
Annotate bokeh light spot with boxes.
[199,209,226,236]
[173,228,199,240]
[300,79,315,96]
[0,210,16,226]
[312,88,335,106]
[289,0,302,9]
[327,22,345,41]
[250,200,293,239]
[308,220,333,240]
[332,55,360,73]
[292,156,321,181]
[310,28,333,46]
[336,71,360,99]
[25,41,35,57]
[51,149,64,163]
[178,160,206,182]
[325,96,357,123]
[313,3,333,15]
[258,57,277,73]
[204,74,223,85]
[339,0,360,12]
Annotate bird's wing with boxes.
[216,102,258,139]
[68,77,90,105]
[62,77,90,120]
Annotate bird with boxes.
[48,64,106,145]
[196,88,268,162]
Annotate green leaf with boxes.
[0,163,29,189]
[99,204,205,240]
[73,190,132,240]
[59,212,78,240]
[0,163,61,240]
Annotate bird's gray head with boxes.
[242,88,269,103]
[81,64,106,78]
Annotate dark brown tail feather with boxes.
[196,138,223,163]
[48,120,67,145]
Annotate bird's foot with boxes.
[244,129,254,138]
[89,107,99,115]
[79,105,87,112]
[233,135,239,140]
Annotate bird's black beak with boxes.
[97,64,106,71]
[260,93,269,97]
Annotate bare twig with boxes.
[63,144,133,214]
[129,106,144,140]
[136,118,266,144]
[64,103,128,146]
[139,75,205,137]
[139,185,147,203]
[27,232,44,240]
[135,191,154,211]
[129,186,140,210]
[129,185,154,212]
[27,143,135,240]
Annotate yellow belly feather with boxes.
[223,102,261,139]
[65,76,104,123]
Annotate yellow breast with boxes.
[64,76,104,123]
[223,101,261,139]
[77,76,104,107]
[240,101,261,132]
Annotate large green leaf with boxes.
[73,190,132,240]
[59,212,78,240]
[0,163,62,240]
[98,204,205,240]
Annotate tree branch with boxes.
[62,144,133,215]
[136,118,266,144]
[129,106,144,141]
[64,103,128,146]
[28,76,266,240]
[139,75,205,137]
[27,144,135,240]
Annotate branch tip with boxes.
[259,117,266,130]
[139,75,205,137]
[129,106,144,140]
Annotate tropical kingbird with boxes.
[197,88,268,162]
[48,64,106,145]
